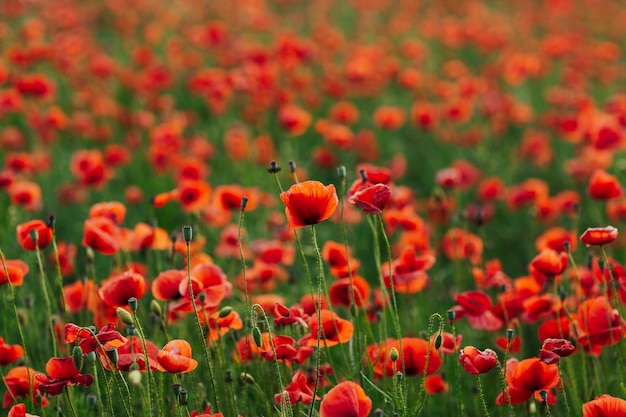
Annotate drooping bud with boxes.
[219,306,233,318]
[252,326,263,348]
[447,309,456,324]
[434,333,443,350]
[117,308,134,326]
[179,389,188,406]
[240,373,255,384]
[150,300,162,317]
[72,346,84,372]
[106,348,119,368]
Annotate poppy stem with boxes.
[237,200,251,417]
[49,221,68,321]
[600,246,626,382]
[557,363,571,417]
[495,359,514,417]
[308,224,324,417]
[34,243,58,358]
[183,225,220,412]
[64,386,79,417]
[131,310,160,416]
[0,249,32,407]
[475,375,491,417]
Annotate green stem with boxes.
[35,244,58,357]
[476,375,491,417]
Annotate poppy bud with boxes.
[150,300,162,317]
[540,390,548,403]
[48,214,56,229]
[86,351,97,365]
[289,160,297,173]
[337,165,347,180]
[241,196,249,211]
[219,306,233,318]
[128,297,138,313]
[252,326,263,348]
[359,169,368,183]
[179,389,188,406]
[117,307,134,326]
[389,347,399,362]
[29,228,39,244]
[396,371,403,381]
[129,369,142,386]
[198,292,206,303]
[126,325,137,336]
[267,161,281,174]
[240,372,255,384]
[434,333,443,350]
[106,348,119,367]
[182,225,193,243]
[447,310,456,324]
[87,394,97,409]
[563,241,570,252]
[172,383,181,397]
[72,346,84,372]
[507,328,515,343]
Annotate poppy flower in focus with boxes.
[8,403,39,417]
[280,181,338,230]
[35,357,94,396]
[300,310,354,347]
[16,220,52,251]
[0,259,29,286]
[64,323,127,354]
[0,338,24,366]
[349,183,391,214]
[496,357,559,405]
[588,170,623,200]
[98,270,146,308]
[274,371,319,405]
[583,394,626,417]
[82,216,121,255]
[539,338,575,364]
[580,226,618,246]
[157,340,198,373]
[459,346,498,375]
[319,381,372,417]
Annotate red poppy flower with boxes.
[450,290,503,331]
[70,150,113,189]
[329,276,371,307]
[383,248,435,294]
[496,357,559,405]
[49,241,76,277]
[459,346,498,375]
[273,303,309,328]
[157,340,198,373]
[300,309,354,347]
[102,337,159,372]
[496,335,521,354]
[367,337,442,379]
[588,170,623,200]
[0,259,29,286]
[64,323,127,354]
[278,104,311,136]
[88,201,126,225]
[535,227,577,252]
[202,309,243,343]
[280,181,338,230]
[319,381,372,417]
[2,367,47,408]
[322,241,360,278]
[580,226,618,246]
[177,180,212,213]
[425,374,449,395]
[530,249,568,277]
[349,183,391,214]
[0,338,24,366]
[583,394,626,417]
[574,296,624,356]
[98,270,146,308]
[7,181,42,212]
[82,216,121,255]
[441,228,483,265]
[539,338,575,364]
[8,403,39,417]
[16,220,52,251]
[431,332,462,355]
[35,357,94,396]
[274,371,319,405]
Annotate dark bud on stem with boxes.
[337,166,346,180]
[128,297,138,313]
[289,160,296,173]
[267,160,281,174]
[241,196,249,211]
[182,225,193,243]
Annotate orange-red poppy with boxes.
[349,183,391,214]
[64,323,126,354]
[0,259,29,286]
[177,180,212,213]
[103,337,159,372]
[300,309,353,347]
[441,228,483,265]
[496,357,559,405]
[329,276,371,307]
[425,374,449,395]
[459,346,497,375]
[16,220,52,251]
[574,296,624,356]
[8,403,39,417]
[7,181,42,212]
[157,340,198,373]
[49,241,76,277]
[535,227,577,252]
[82,216,121,255]
[588,170,623,200]
[273,303,310,328]
[451,290,503,331]
[0,338,24,366]
[530,249,568,278]
[278,104,311,136]
[583,394,626,417]
[280,181,338,230]
[322,240,360,278]
[88,201,126,225]
[2,366,47,408]
[319,381,372,417]
[367,337,442,379]
[35,357,93,396]
[580,226,618,246]
[70,150,113,189]
[98,270,146,308]
[274,371,318,405]
[373,106,406,130]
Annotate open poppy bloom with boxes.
[0,259,29,286]
[459,346,498,375]
[496,357,559,405]
[8,403,40,417]
[7,181,42,212]
[16,220,52,250]
[274,371,319,405]
[157,340,198,373]
[64,323,127,354]
[98,270,146,308]
[580,226,618,246]
[450,291,503,331]
[367,337,442,379]
[273,303,310,328]
[102,337,159,372]
[82,216,121,255]
[319,381,372,417]
[3,366,48,408]
[35,357,94,396]
[329,276,371,307]
[280,181,338,230]
[539,338,575,364]
[0,338,24,366]
[349,183,391,214]
[88,201,126,224]
[588,169,623,200]
[530,249,568,277]
[583,394,626,416]
[300,309,354,347]
[425,374,449,395]
[574,296,625,356]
